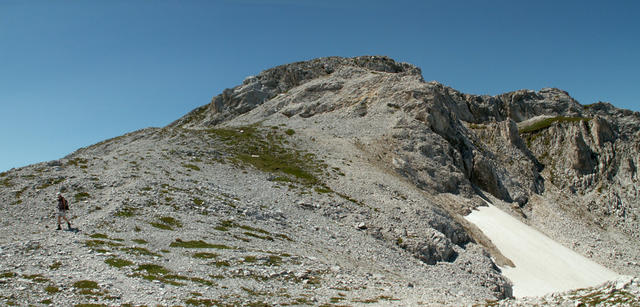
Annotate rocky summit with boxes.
[1,56,639,306]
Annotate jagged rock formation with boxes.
[1,56,638,306]
[172,56,422,128]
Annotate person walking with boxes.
[56,192,71,230]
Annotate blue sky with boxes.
[1,0,639,172]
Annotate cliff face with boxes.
[521,110,640,237]
[1,56,638,306]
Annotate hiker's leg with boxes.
[57,215,61,225]
[61,214,71,228]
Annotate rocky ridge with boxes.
[1,55,639,306]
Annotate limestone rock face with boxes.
[171,56,421,127]
[523,112,640,239]
[398,228,456,265]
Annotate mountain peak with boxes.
[171,56,421,127]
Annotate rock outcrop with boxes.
[171,56,422,128]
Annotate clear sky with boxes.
[1,0,639,172]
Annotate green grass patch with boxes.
[120,246,160,257]
[131,273,182,286]
[74,192,91,202]
[0,177,12,187]
[233,235,251,242]
[314,186,332,194]
[193,252,218,259]
[45,285,60,294]
[271,176,293,182]
[136,264,170,275]
[238,225,270,235]
[159,216,182,228]
[132,238,148,244]
[206,125,324,186]
[23,274,49,283]
[193,198,204,205]
[84,240,123,248]
[243,232,274,241]
[285,128,295,136]
[267,255,282,266]
[215,220,293,241]
[149,216,183,230]
[212,260,230,267]
[170,238,232,249]
[36,177,65,189]
[213,225,229,232]
[182,163,201,171]
[187,277,216,286]
[276,234,293,241]
[150,222,173,230]
[184,298,226,306]
[49,261,62,270]
[105,257,133,268]
[336,192,365,206]
[115,206,138,217]
[89,233,108,239]
[519,116,591,134]
[220,220,236,227]
[73,280,99,289]
[131,263,215,287]
[66,157,88,167]
[353,295,399,304]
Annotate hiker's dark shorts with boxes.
[57,209,67,218]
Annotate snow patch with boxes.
[465,203,619,298]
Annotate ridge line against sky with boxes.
[1,0,639,172]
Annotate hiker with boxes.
[56,192,71,230]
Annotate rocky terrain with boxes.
[1,56,639,306]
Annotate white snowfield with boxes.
[465,203,619,298]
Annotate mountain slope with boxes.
[1,56,638,306]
